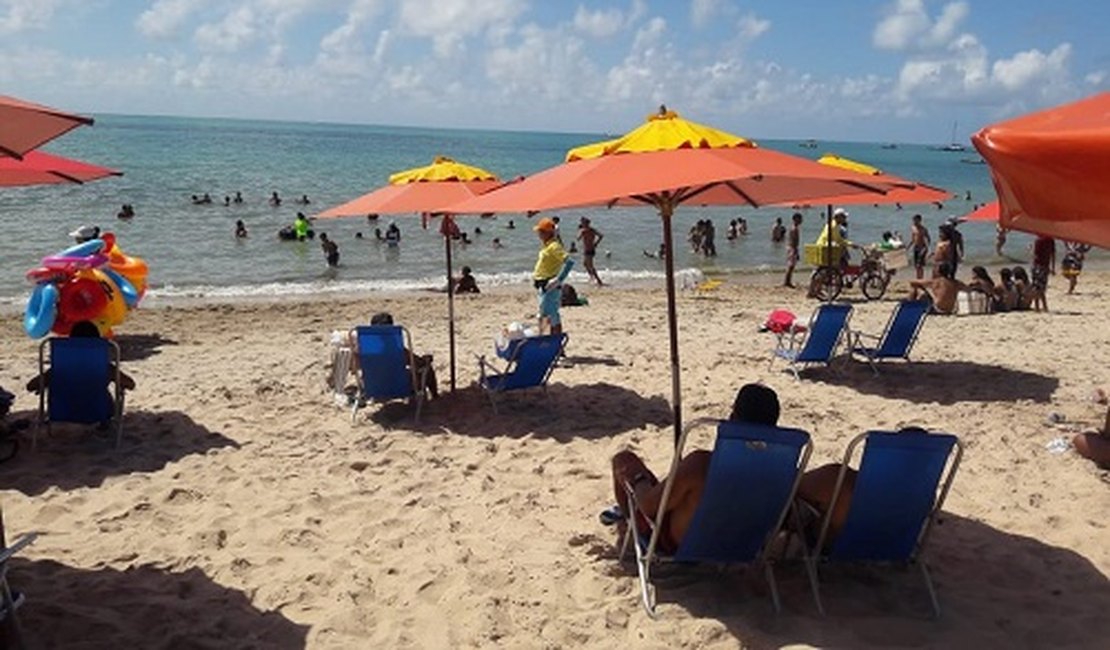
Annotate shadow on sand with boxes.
[6,560,308,649]
[367,381,673,441]
[115,333,179,362]
[606,513,1110,649]
[800,359,1059,404]
[0,410,238,496]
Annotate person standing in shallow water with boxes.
[784,212,802,288]
[320,233,339,267]
[576,217,605,286]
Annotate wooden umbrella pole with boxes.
[659,199,683,447]
[444,219,457,393]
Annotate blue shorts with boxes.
[538,286,561,326]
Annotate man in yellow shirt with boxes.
[533,217,569,335]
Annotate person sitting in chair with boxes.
[605,383,781,553]
[25,319,135,394]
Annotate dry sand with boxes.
[1,271,1108,649]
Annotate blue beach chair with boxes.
[477,333,566,413]
[621,418,813,617]
[804,429,963,617]
[35,337,126,448]
[352,325,430,424]
[770,303,853,379]
[850,300,929,374]
[0,512,37,645]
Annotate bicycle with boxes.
[809,246,899,301]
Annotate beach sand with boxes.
[1,272,1108,648]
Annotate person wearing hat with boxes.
[815,208,854,262]
[576,217,605,286]
[69,225,101,244]
[533,217,570,335]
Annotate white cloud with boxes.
[397,0,526,57]
[736,13,770,41]
[873,0,968,52]
[194,6,257,53]
[0,0,69,34]
[136,0,206,39]
[572,5,623,38]
[992,43,1070,91]
[690,0,723,28]
[486,23,598,102]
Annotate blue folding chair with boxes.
[352,325,429,424]
[770,303,853,379]
[621,419,813,617]
[805,429,963,617]
[0,511,37,644]
[850,300,929,374]
[477,333,566,413]
[35,337,125,448]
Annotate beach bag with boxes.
[561,284,581,306]
[761,309,798,334]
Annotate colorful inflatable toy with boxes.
[23,232,148,338]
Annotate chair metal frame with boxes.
[619,417,813,617]
[477,333,567,414]
[804,429,964,617]
[849,300,929,375]
[769,303,853,379]
[35,337,125,449]
[350,325,429,424]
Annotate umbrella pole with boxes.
[444,226,457,393]
[825,204,834,303]
[660,201,683,447]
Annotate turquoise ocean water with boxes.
[0,113,1079,304]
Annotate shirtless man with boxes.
[576,217,605,286]
[607,384,781,553]
[909,262,965,314]
[910,214,930,279]
[783,212,803,287]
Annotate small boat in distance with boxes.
[930,121,967,152]
[961,157,987,164]
[880,143,897,149]
[799,139,818,149]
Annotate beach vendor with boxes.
[815,208,853,265]
[293,212,310,241]
[533,217,571,336]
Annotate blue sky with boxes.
[1,0,1106,142]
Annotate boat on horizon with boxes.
[799,139,818,149]
[880,143,897,149]
[931,120,967,152]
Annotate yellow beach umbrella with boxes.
[565,107,754,161]
[816,154,882,176]
[388,156,498,184]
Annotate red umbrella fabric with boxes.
[316,180,501,218]
[447,111,892,445]
[0,95,94,160]
[0,150,121,187]
[963,201,999,222]
[972,92,1110,248]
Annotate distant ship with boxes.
[961,157,987,164]
[931,121,967,152]
[880,143,897,149]
[799,139,818,149]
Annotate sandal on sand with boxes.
[598,505,624,526]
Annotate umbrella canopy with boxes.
[316,156,502,392]
[317,157,500,218]
[449,109,891,447]
[0,95,94,160]
[0,150,121,187]
[804,154,951,206]
[964,201,1000,222]
[972,92,1110,248]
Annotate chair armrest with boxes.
[0,532,38,563]
[621,480,658,538]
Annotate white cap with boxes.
[68,225,100,240]
[832,208,849,218]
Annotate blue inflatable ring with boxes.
[103,267,140,308]
[24,283,59,339]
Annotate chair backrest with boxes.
[827,430,961,562]
[875,300,929,358]
[355,325,416,400]
[498,334,566,391]
[797,303,852,363]
[675,421,812,563]
[47,338,115,424]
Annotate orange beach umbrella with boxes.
[317,156,503,392]
[0,150,121,187]
[0,95,94,160]
[449,108,893,445]
[972,92,1110,249]
[963,201,1000,222]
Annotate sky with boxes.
[1,0,1107,142]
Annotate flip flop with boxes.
[598,505,624,526]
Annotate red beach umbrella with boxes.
[963,201,999,222]
[448,108,893,445]
[0,95,94,160]
[0,150,121,187]
[972,93,1110,249]
[317,156,503,392]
